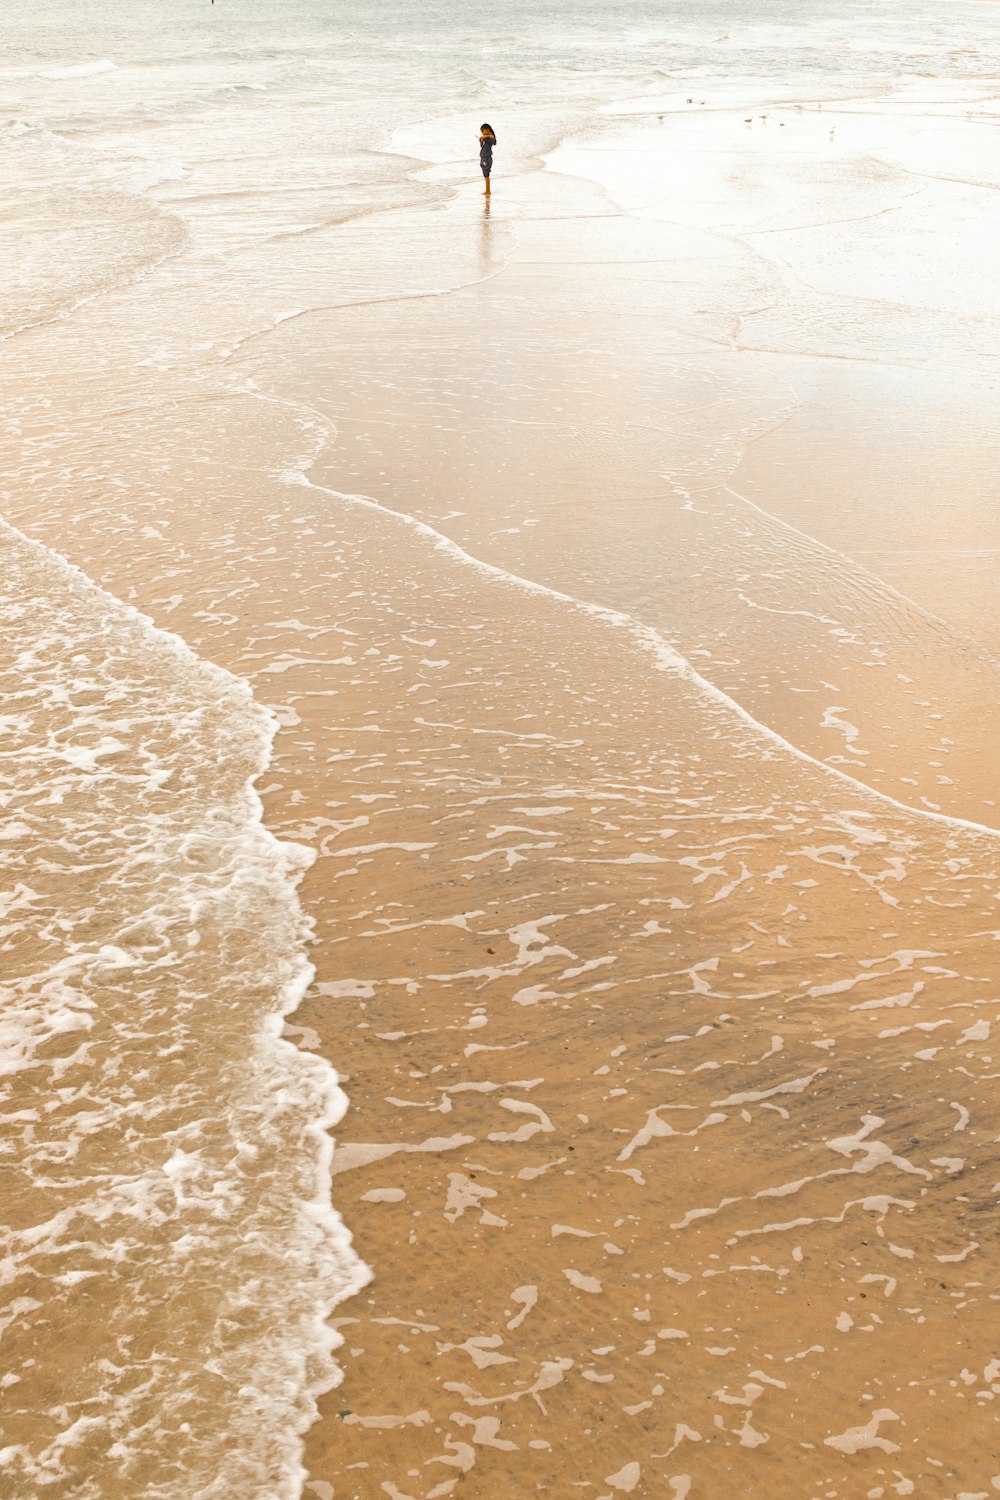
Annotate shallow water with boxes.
[0,522,365,1497]
[2,1,1000,1496]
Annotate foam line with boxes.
[0,512,369,1492]
[281,468,1000,845]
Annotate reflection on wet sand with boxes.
[5,375,999,1491]
[289,509,1000,1498]
[3,51,1000,1499]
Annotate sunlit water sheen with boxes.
[2,1,1000,1496]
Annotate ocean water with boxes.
[0,521,364,1497]
[2,1,1000,1496]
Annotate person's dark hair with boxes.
[481,123,495,135]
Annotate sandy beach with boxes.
[3,3,1000,1497]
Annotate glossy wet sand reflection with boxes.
[4,53,1000,1500]
[5,399,999,1492]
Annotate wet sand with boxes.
[4,98,1000,1500]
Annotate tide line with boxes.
[280,465,1000,845]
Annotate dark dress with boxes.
[480,132,495,178]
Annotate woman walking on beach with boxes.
[479,123,496,195]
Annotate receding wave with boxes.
[0,521,367,1499]
[1,159,187,338]
[38,59,118,80]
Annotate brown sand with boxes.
[3,181,1000,1497]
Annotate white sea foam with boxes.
[0,519,368,1497]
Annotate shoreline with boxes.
[3,31,1000,1494]
[6,366,998,1488]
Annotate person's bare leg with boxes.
[484,175,490,196]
